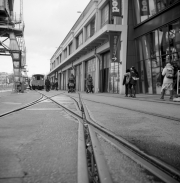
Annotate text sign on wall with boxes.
[111,0,121,17]
[109,32,121,62]
[139,0,150,16]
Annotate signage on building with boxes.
[109,32,121,62]
[139,0,150,16]
[111,0,121,17]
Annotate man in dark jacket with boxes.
[129,66,139,98]
[54,78,58,90]
[86,74,93,93]
[45,77,51,92]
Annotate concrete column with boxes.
[81,61,85,92]
[58,73,60,89]
[95,56,99,93]
[119,0,128,94]
[66,70,68,90]
[61,73,63,89]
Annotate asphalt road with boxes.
[0,91,79,183]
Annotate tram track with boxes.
[94,93,180,106]
[0,92,66,118]
[2,90,179,182]
[68,95,180,123]
[39,91,180,183]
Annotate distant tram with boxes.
[31,74,45,90]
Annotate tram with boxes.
[31,74,45,90]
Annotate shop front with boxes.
[136,19,180,94]
[133,0,180,94]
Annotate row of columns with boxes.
[56,56,99,93]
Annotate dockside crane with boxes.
[0,0,26,92]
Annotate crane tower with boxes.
[0,0,26,92]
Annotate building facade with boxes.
[48,0,180,95]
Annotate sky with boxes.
[0,0,90,76]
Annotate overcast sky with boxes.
[0,0,90,76]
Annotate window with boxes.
[76,32,83,48]
[64,48,67,59]
[86,19,95,40]
[136,19,180,94]
[69,42,73,55]
[59,54,62,63]
[101,3,110,27]
[134,0,179,24]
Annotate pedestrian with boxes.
[123,69,131,97]
[45,77,51,92]
[86,74,93,93]
[129,66,139,98]
[68,74,75,92]
[55,78,58,90]
[171,61,180,98]
[160,62,174,100]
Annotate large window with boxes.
[136,19,180,94]
[76,32,83,48]
[64,48,67,59]
[134,0,179,24]
[59,54,62,63]
[101,3,110,27]
[86,19,95,40]
[69,42,73,55]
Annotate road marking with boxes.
[26,108,62,110]
[2,102,22,105]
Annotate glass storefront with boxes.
[136,19,180,94]
[134,0,179,24]
[109,62,120,93]
[99,52,120,93]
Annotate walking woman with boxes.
[160,62,174,100]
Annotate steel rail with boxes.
[38,92,90,182]
[0,94,44,118]
[77,97,180,122]
[39,92,180,182]
[0,92,66,118]
[39,92,113,183]
[82,101,180,182]
[94,93,180,105]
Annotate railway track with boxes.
[68,94,180,123]
[41,91,180,183]
[1,91,179,182]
